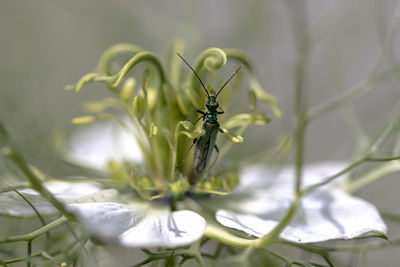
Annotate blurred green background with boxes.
[1,0,400,266]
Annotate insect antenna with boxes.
[177,53,210,98]
[215,65,242,98]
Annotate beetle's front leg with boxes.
[192,115,205,125]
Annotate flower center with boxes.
[68,43,279,202]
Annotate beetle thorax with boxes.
[205,96,219,123]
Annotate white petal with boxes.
[0,191,58,217]
[237,162,347,191]
[66,121,142,169]
[20,181,102,198]
[68,202,206,248]
[0,182,117,217]
[214,163,387,243]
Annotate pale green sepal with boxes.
[179,129,205,139]
[71,116,96,125]
[248,89,257,110]
[219,127,243,143]
[251,80,282,118]
[65,73,116,92]
[223,113,270,129]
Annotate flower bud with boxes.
[248,89,257,110]
[120,77,136,102]
[149,123,158,137]
[71,116,96,125]
[146,87,158,111]
[133,94,145,119]
[220,128,243,143]
[251,113,271,125]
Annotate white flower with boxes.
[0,122,387,248]
[0,181,206,248]
[211,164,387,243]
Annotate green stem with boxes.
[369,112,400,154]
[0,216,67,244]
[302,158,364,196]
[12,187,51,243]
[190,241,208,267]
[307,1,400,120]
[165,249,175,267]
[253,198,300,248]
[204,224,254,248]
[205,199,299,249]
[27,240,32,267]
[279,1,315,202]
[131,250,197,267]
[6,148,74,219]
[303,111,400,195]
[262,248,315,267]
[281,242,334,267]
[345,161,400,194]
[12,187,47,227]
[288,2,310,197]
[294,115,307,195]
[365,155,400,161]
[0,131,73,220]
[2,252,45,265]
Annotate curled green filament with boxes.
[67,42,279,198]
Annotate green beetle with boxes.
[177,53,241,184]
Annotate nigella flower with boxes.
[0,42,386,250]
[0,133,387,248]
[64,123,386,246]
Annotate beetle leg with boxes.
[214,144,219,153]
[175,138,198,172]
[192,115,205,125]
